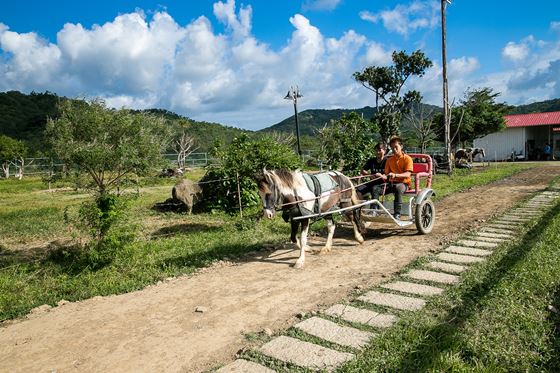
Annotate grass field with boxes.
[0,163,534,323]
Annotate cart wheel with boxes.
[415,199,435,234]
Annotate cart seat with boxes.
[404,153,433,195]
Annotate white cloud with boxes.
[302,0,342,12]
[502,41,530,62]
[360,1,439,37]
[362,41,393,66]
[551,21,560,32]
[449,57,480,77]
[213,0,252,40]
[3,2,558,131]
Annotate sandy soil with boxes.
[1,165,558,373]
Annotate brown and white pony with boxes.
[256,169,364,269]
[455,148,486,163]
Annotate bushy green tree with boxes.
[434,87,510,147]
[354,50,433,144]
[197,134,301,213]
[46,99,169,247]
[0,135,27,178]
[317,112,379,174]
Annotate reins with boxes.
[272,174,385,210]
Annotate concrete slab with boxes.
[446,246,493,257]
[381,281,444,296]
[436,252,485,264]
[404,269,459,284]
[457,240,499,248]
[216,359,276,373]
[476,231,511,239]
[498,216,532,221]
[259,336,353,371]
[481,227,517,235]
[426,261,467,274]
[470,235,505,243]
[483,224,518,231]
[295,317,375,349]
[324,304,397,329]
[503,213,539,218]
[358,290,425,311]
[492,220,521,225]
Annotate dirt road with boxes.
[1,165,558,372]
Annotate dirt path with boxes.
[1,165,558,373]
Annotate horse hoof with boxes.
[293,261,304,269]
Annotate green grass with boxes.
[431,163,531,200]
[338,183,560,372]
[0,163,541,323]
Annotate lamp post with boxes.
[441,0,452,174]
[284,86,303,158]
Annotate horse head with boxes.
[256,168,278,219]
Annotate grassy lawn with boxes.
[0,163,536,323]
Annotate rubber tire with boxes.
[415,199,435,234]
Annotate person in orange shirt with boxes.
[373,136,413,220]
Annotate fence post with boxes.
[236,172,243,218]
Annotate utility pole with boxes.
[284,86,303,158]
[441,0,452,174]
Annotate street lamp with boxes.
[284,86,303,157]
[441,0,452,174]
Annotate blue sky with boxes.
[1,0,559,130]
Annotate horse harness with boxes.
[281,171,349,222]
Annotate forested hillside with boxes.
[507,98,560,114]
[0,91,248,154]
[259,107,378,136]
[2,90,559,156]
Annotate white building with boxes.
[474,111,560,161]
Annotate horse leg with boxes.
[291,220,311,252]
[293,219,309,269]
[350,211,365,244]
[318,217,335,255]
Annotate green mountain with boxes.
[507,98,560,114]
[260,103,442,137]
[259,107,378,136]
[0,91,248,154]
[2,90,560,156]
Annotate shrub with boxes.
[196,134,301,213]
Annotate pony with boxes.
[455,148,486,164]
[256,169,365,269]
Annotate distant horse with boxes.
[256,169,364,269]
[455,148,486,163]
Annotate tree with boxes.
[0,135,27,178]
[434,88,509,148]
[354,50,433,144]
[46,99,169,243]
[197,134,301,213]
[404,103,437,153]
[317,112,379,174]
[174,131,198,171]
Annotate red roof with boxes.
[505,111,560,128]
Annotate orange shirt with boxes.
[384,153,413,186]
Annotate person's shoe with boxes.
[393,213,401,220]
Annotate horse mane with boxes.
[273,169,296,189]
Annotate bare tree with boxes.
[267,131,296,147]
[405,103,437,154]
[14,157,34,180]
[175,132,198,171]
